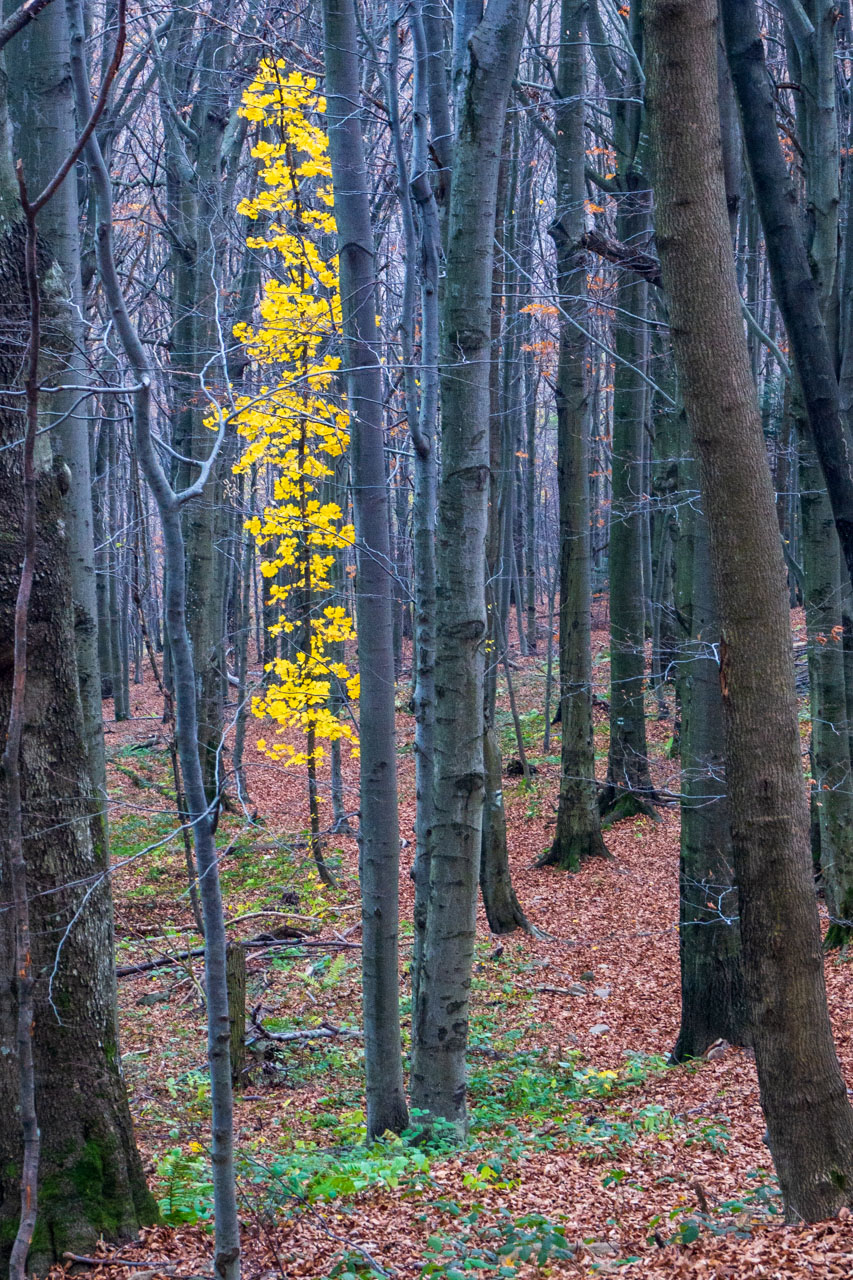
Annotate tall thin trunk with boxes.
[321,0,409,1139]
[409,0,440,1002]
[410,0,530,1133]
[588,0,656,820]
[671,479,748,1062]
[800,443,853,946]
[540,0,607,869]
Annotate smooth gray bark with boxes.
[321,0,409,1139]
[410,0,530,1133]
[541,0,608,869]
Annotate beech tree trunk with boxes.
[647,0,853,1221]
[410,0,530,1133]
[587,0,656,821]
[671,495,748,1062]
[321,0,409,1139]
[4,0,105,810]
[541,0,608,870]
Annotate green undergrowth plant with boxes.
[418,1203,576,1278]
[647,1170,782,1247]
[156,1146,215,1225]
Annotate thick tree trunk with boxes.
[321,0,409,1139]
[541,0,608,869]
[0,178,155,1272]
[5,0,106,811]
[67,3,241,1267]
[647,0,853,1221]
[410,0,530,1132]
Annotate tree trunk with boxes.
[4,0,106,811]
[0,135,155,1271]
[225,944,246,1090]
[410,0,530,1133]
[600,183,656,820]
[408,0,440,1001]
[720,0,853,593]
[321,0,409,1139]
[541,0,608,868]
[67,2,241,1266]
[647,0,853,1221]
[800,442,853,947]
[671,496,748,1062]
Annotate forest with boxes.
[5,0,853,1275]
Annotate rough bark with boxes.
[4,0,105,809]
[647,0,853,1221]
[0,156,155,1273]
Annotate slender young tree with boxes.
[408,0,440,1000]
[588,0,656,821]
[647,0,853,1221]
[320,0,409,1139]
[410,0,530,1132]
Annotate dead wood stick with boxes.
[62,1254,175,1272]
[248,1011,362,1043]
[116,934,357,978]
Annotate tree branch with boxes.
[0,0,56,53]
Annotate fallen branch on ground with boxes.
[116,933,357,977]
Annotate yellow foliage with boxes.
[232,63,357,767]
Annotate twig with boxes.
[116,934,357,977]
[62,1254,175,1272]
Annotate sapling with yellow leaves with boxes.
[232,63,356,885]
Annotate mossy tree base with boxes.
[599,788,660,827]
[823,922,853,952]
[537,828,611,872]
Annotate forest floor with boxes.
[51,605,853,1279]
